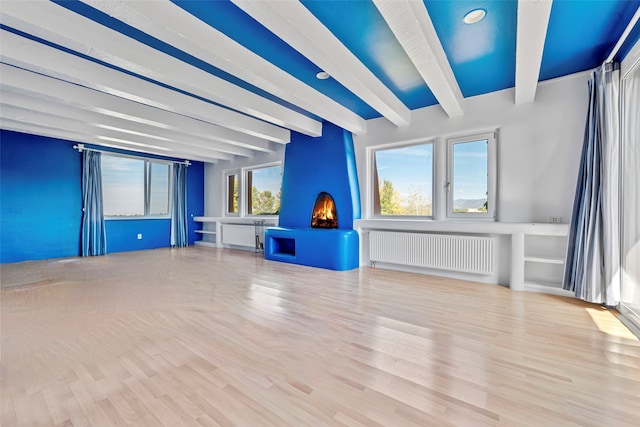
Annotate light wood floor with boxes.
[1,247,639,426]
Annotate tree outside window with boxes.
[246,164,282,216]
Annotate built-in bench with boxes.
[264,227,359,271]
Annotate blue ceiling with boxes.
[43,0,639,122]
[1,0,639,165]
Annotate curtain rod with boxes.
[605,5,640,64]
[73,144,191,166]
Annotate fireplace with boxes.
[263,122,361,271]
[311,192,338,229]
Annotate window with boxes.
[447,132,496,219]
[226,172,239,215]
[148,162,170,216]
[373,143,433,216]
[246,164,282,216]
[101,154,172,218]
[370,131,497,220]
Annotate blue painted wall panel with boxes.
[1,131,82,263]
[105,219,170,253]
[0,130,205,263]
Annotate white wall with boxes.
[204,147,285,217]
[354,70,591,223]
[204,71,590,286]
[208,71,589,223]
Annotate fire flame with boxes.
[315,199,334,220]
[311,193,338,228]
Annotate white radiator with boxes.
[369,231,495,275]
[222,224,258,248]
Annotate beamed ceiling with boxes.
[1,0,639,163]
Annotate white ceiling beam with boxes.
[0,29,290,143]
[1,90,255,158]
[0,63,276,154]
[232,0,411,127]
[515,0,553,105]
[1,96,245,161]
[0,119,221,164]
[373,0,464,117]
[0,0,320,137]
[81,0,368,135]
[1,104,237,162]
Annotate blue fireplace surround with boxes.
[264,122,361,270]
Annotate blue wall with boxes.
[0,130,204,263]
[1,132,83,263]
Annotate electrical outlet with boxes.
[549,216,562,223]
[137,233,142,239]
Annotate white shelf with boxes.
[194,217,221,247]
[355,219,569,236]
[194,216,277,226]
[524,282,573,297]
[524,256,565,265]
[193,216,222,223]
[194,217,276,250]
[194,241,218,248]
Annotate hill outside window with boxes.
[447,132,496,219]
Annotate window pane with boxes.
[452,139,488,213]
[374,144,433,216]
[149,162,170,216]
[248,165,281,215]
[101,155,144,217]
[227,174,238,214]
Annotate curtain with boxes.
[563,64,620,305]
[620,57,640,319]
[171,163,188,247]
[81,150,107,256]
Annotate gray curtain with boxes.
[81,150,107,256]
[171,163,188,247]
[563,65,620,305]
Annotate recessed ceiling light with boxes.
[464,9,486,24]
[316,71,330,80]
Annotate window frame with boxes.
[224,170,240,217]
[369,139,435,219]
[243,162,282,217]
[101,153,173,220]
[446,131,497,220]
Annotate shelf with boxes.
[355,220,569,236]
[194,216,277,226]
[193,216,221,223]
[524,282,573,297]
[194,241,218,249]
[195,230,217,235]
[524,256,564,265]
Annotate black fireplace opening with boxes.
[311,192,338,229]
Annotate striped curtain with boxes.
[171,163,188,247]
[81,150,107,256]
[563,65,620,305]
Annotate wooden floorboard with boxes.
[1,246,639,426]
